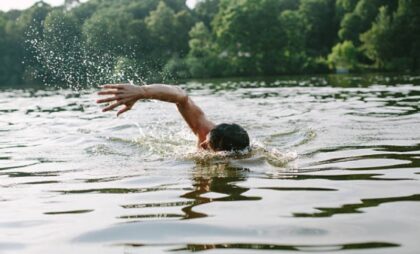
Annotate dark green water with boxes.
[1,74,419,253]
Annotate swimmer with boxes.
[96,83,249,151]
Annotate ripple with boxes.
[302,144,420,170]
[21,180,60,185]
[294,194,420,217]
[264,173,411,181]
[81,175,141,183]
[2,77,420,254]
[2,171,60,178]
[122,201,195,209]
[0,160,39,171]
[165,242,399,252]
[54,186,187,194]
[44,209,94,215]
[258,187,337,192]
[118,213,183,220]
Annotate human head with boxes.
[206,123,250,152]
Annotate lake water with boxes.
[1,74,420,254]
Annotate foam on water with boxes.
[106,131,298,168]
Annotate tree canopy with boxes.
[0,0,418,86]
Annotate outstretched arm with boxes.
[96,84,215,142]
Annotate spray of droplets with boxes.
[24,13,161,90]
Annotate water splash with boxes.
[25,19,147,90]
[97,128,297,167]
[184,143,297,167]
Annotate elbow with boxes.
[176,87,189,106]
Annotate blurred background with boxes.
[0,0,419,86]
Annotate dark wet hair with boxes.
[209,123,250,151]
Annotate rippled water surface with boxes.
[1,74,420,253]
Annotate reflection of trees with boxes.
[294,194,420,218]
[170,242,399,252]
[181,163,261,219]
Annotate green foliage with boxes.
[336,0,358,11]
[278,10,310,73]
[360,0,420,71]
[338,0,398,44]
[213,0,293,75]
[2,2,52,85]
[112,57,145,84]
[0,0,419,86]
[186,22,227,77]
[194,0,220,27]
[0,13,9,84]
[146,2,177,48]
[188,22,213,58]
[40,10,85,84]
[328,40,358,70]
[359,7,392,69]
[82,8,133,55]
[163,55,190,79]
[299,0,338,56]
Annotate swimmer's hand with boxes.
[97,84,143,116]
[97,83,190,117]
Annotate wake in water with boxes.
[185,144,297,168]
[97,128,298,168]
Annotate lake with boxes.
[1,74,420,253]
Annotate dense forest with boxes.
[0,0,419,86]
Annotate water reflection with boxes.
[119,163,261,221]
[44,209,94,215]
[302,144,420,171]
[168,241,399,252]
[181,164,261,219]
[294,194,420,218]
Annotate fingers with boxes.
[102,100,126,112]
[97,89,122,96]
[96,96,121,104]
[117,105,131,117]
[102,84,124,90]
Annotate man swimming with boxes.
[96,83,250,152]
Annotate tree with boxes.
[186,22,225,77]
[145,2,194,62]
[194,0,220,27]
[327,40,358,70]
[213,0,289,75]
[336,0,358,12]
[278,10,310,73]
[146,1,178,55]
[339,0,398,45]
[82,8,133,55]
[145,1,194,70]
[359,7,393,69]
[299,0,338,56]
[0,13,10,84]
[360,0,420,71]
[37,10,85,85]
[5,2,52,84]
[1,0,419,85]
[71,0,98,23]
